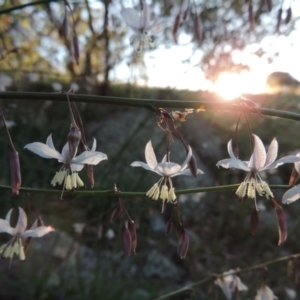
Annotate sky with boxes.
[116,1,300,100]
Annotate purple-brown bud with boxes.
[121,224,132,256]
[86,164,95,188]
[62,13,68,37]
[272,198,287,245]
[193,15,202,42]
[266,0,272,12]
[128,221,137,255]
[276,8,282,33]
[250,208,259,235]
[9,150,21,196]
[248,2,254,31]
[177,225,189,259]
[73,35,80,65]
[285,7,292,24]
[188,155,198,177]
[111,205,121,222]
[67,126,81,161]
[173,12,181,44]
[289,167,299,186]
[165,218,173,235]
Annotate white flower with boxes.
[24,134,107,190]
[255,284,278,300]
[215,269,248,300]
[282,152,300,204]
[121,1,167,51]
[216,134,299,209]
[131,140,203,206]
[0,207,54,264]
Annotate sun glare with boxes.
[211,71,268,100]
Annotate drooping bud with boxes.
[193,15,202,42]
[9,150,21,196]
[67,125,81,161]
[285,7,292,24]
[61,12,68,37]
[248,1,254,31]
[276,8,282,33]
[173,12,181,44]
[266,0,272,12]
[188,155,198,177]
[110,205,121,222]
[73,35,79,65]
[182,0,190,20]
[165,218,173,235]
[128,221,137,255]
[289,167,299,186]
[121,224,132,256]
[177,225,189,259]
[86,164,95,188]
[272,198,287,245]
[250,208,259,235]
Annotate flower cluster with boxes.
[131,140,203,206]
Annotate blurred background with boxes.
[1,0,300,299]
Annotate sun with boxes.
[211,71,268,100]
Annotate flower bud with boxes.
[272,198,287,245]
[266,0,272,12]
[248,2,254,31]
[276,8,282,33]
[73,35,79,65]
[173,12,181,44]
[250,208,259,235]
[9,150,21,196]
[62,13,68,37]
[285,7,292,24]
[110,205,121,222]
[289,167,299,186]
[86,165,95,188]
[128,221,137,255]
[188,155,198,177]
[165,218,173,235]
[67,126,81,160]
[121,224,132,256]
[177,225,189,259]
[193,15,202,42]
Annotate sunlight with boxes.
[211,71,268,100]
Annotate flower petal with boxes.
[294,152,300,174]
[156,162,181,176]
[282,185,300,204]
[46,134,55,150]
[24,142,64,160]
[22,226,54,238]
[216,158,250,171]
[91,138,97,151]
[131,161,155,172]
[121,8,140,32]
[145,140,158,169]
[5,208,13,223]
[248,135,267,171]
[0,219,14,235]
[72,151,107,166]
[15,207,27,235]
[227,139,236,159]
[140,1,150,29]
[149,18,169,34]
[71,164,85,172]
[171,168,204,177]
[264,137,278,167]
[262,155,300,171]
[180,146,192,171]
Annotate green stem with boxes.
[154,253,300,300]
[1,92,300,121]
[0,184,290,197]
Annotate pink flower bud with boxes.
[289,167,299,186]
[165,218,173,235]
[177,225,189,259]
[9,150,21,196]
[110,205,121,222]
[121,225,132,256]
[272,198,287,245]
[128,221,137,255]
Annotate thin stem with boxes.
[154,253,300,300]
[0,184,290,197]
[1,92,300,122]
